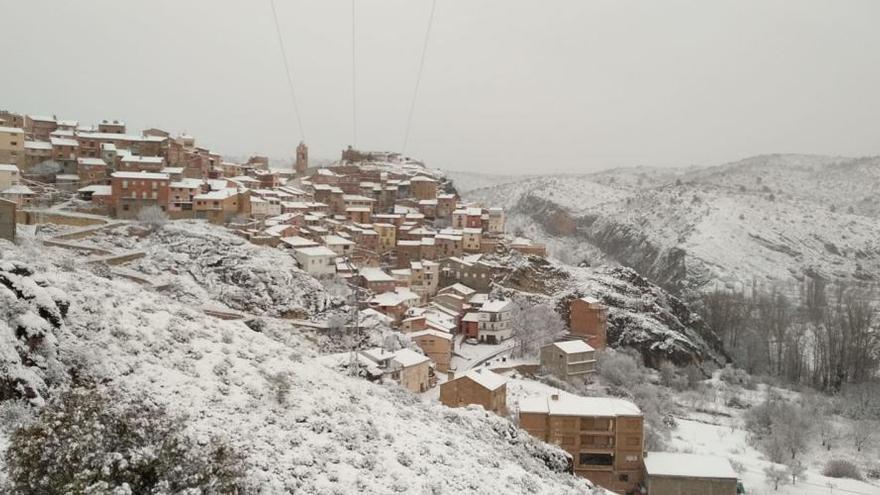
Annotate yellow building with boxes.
[373,222,397,253]
[0,127,25,168]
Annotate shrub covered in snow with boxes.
[823,459,863,480]
[4,387,247,494]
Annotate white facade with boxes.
[293,246,337,277]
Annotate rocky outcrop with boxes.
[497,254,727,367]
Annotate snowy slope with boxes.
[463,154,880,296]
[497,254,726,367]
[0,240,602,494]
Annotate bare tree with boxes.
[851,419,876,453]
[510,298,565,358]
[764,464,788,491]
[137,205,169,230]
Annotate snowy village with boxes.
[2,109,879,495]
[2,2,880,494]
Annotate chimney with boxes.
[550,393,559,401]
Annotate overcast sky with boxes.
[3,0,879,173]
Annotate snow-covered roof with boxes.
[439,283,476,296]
[112,171,169,180]
[370,288,419,307]
[580,296,600,304]
[161,167,184,174]
[78,185,112,195]
[27,115,55,123]
[643,452,738,479]
[77,157,106,166]
[360,347,395,363]
[461,369,507,391]
[323,235,355,246]
[2,185,35,195]
[294,246,337,257]
[408,329,453,341]
[481,300,512,313]
[122,155,164,164]
[360,267,394,283]
[264,224,293,236]
[194,188,238,200]
[519,392,641,417]
[169,178,204,189]
[409,175,436,182]
[0,126,24,134]
[50,137,78,147]
[0,164,19,172]
[392,348,430,368]
[280,236,318,248]
[24,141,51,150]
[550,340,595,354]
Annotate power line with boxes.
[351,0,357,148]
[269,0,306,142]
[401,0,438,156]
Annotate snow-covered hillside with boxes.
[497,255,726,367]
[0,238,601,494]
[463,154,880,296]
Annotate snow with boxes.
[0,234,601,494]
[295,245,337,257]
[550,340,595,354]
[643,451,738,479]
[359,267,394,282]
[481,300,513,313]
[0,164,19,172]
[391,348,430,368]
[461,369,507,391]
[111,171,168,180]
[519,392,642,417]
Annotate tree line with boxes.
[699,276,880,391]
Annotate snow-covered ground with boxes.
[461,154,880,293]
[1,236,606,494]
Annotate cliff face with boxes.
[497,254,726,367]
[462,154,880,298]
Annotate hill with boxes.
[458,154,880,297]
[0,233,602,494]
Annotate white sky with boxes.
[2,0,879,173]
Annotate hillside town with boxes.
[0,109,845,495]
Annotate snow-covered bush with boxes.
[3,387,247,494]
[596,348,646,387]
[823,459,863,480]
[136,205,169,230]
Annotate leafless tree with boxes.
[510,298,565,358]
[851,419,876,453]
[137,205,169,230]
[764,464,788,491]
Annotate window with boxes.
[578,453,613,466]
[618,474,629,482]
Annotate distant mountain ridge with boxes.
[454,154,880,297]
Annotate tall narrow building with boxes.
[295,141,308,176]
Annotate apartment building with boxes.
[0,164,21,191]
[0,127,25,167]
[109,171,170,218]
[461,299,513,344]
[519,393,644,493]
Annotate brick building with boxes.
[518,393,644,493]
[569,297,608,350]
